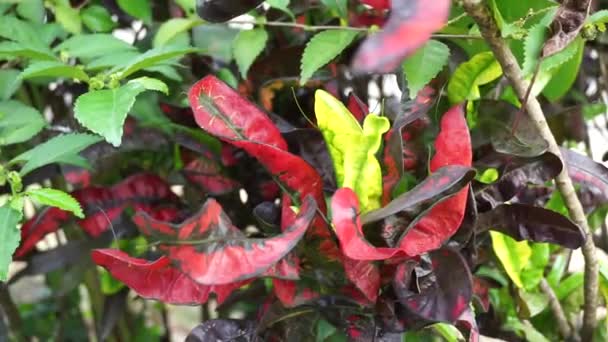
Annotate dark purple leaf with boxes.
[562,147,608,206]
[392,248,473,328]
[542,0,591,57]
[476,204,585,249]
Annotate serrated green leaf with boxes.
[17,0,45,23]
[117,0,151,24]
[403,40,450,98]
[301,30,358,84]
[27,188,84,218]
[11,133,102,176]
[315,89,389,212]
[490,230,531,288]
[192,25,239,63]
[320,0,348,18]
[74,83,147,146]
[129,77,169,94]
[154,18,202,48]
[0,205,22,281]
[20,60,89,81]
[0,100,46,145]
[542,38,584,101]
[588,10,608,24]
[0,69,22,100]
[114,45,197,79]
[447,52,503,104]
[0,16,47,48]
[85,51,141,70]
[81,5,116,33]
[523,24,547,75]
[233,28,268,78]
[56,34,136,60]
[266,0,294,18]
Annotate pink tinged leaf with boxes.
[15,208,70,259]
[398,104,472,256]
[342,256,381,303]
[347,93,369,123]
[135,196,317,285]
[188,75,288,150]
[352,0,451,74]
[183,157,241,195]
[91,249,245,305]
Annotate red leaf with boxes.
[342,257,381,303]
[183,157,240,195]
[134,196,317,285]
[398,105,472,256]
[352,0,451,73]
[92,249,244,304]
[16,173,179,258]
[189,75,287,150]
[347,93,369,123]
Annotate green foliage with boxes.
[403,40,450,98]
[301,30,359,84]
[0,206,22,281]
[0,101,46,145]
[491,230,531,288]
[232,28,269,78]
[448,52,503,103]
[26,188,84,218]
[11,133,102,176]
[20,60,89,81]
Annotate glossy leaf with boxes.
[448,52,502,104]
[0,206,22,281]
[393,249,473,327]
[153,18,202,48]
[490,231,531,288]
[20,60,89,81]
[92,249,244,305]
[116,0,151,23]
[477,204,585,249]
[182,157,240,195]
[55,34,137,60]
[134,196,316,284]
[26,188,84,218]
[300,30,359,84]
[352,0,451,73]
[362,165,475,225]
[189,75,287,149]
[315,89,390,212]
[0,69,22,100]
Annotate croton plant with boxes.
[2,0,608,341]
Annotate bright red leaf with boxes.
[91,249,245,305]
[133,196,317,285]
[361,0,390,10]
[183,157,241,195]
[352,0,451,73]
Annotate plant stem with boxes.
[461,1,599,340]
[540,278,577,341]
[0,283,25,341]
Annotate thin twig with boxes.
[461,1,599,341]
[540,278,577,341]
[0,283,24,341]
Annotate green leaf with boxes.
[403,40,450,98]
[521,243,550,290]
[0,16,47,48]
[17,0,45,23]
[0,41,57,61]
[153,18,202,48]
[523,24,547,75]
[320,0,348,18]
[301,30,359,84]
[490,230,531,288]
[192,25,238,63]
[542,38,584,101]
[56,34,137,60]
[129,76,169,94]
[447,52,503,104]
[0,100,46,145]
[11,133,102,176]
[116,0,152,24]
[81,5,116,33]
[27,188,84,218]
[232,28,268,78]
[555,273,584,300]
[315,89,389,212]
[53,0,82,34]
[266,0,294,18]
[0,205,22,281]
[0,69,22,100]
[74,83,146,146]
[588,10,608,24]
[85,51,141,70]
[114,45,197,79]
[20,60,89,82]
